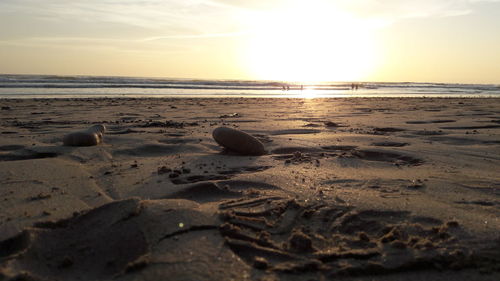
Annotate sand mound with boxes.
[0,198,224,281]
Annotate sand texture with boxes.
[1,97,500,281]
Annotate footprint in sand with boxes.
[218,197,487,277]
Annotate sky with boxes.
[0,0,499,83]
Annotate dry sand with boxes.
[0,97,499,281]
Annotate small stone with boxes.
[253,256,268,269]
[157,166,172,174]
[63,124,106,146]
[288,230,314,253]
[212,127,266,156]
[219,113,240,118]
[358,232,370,242]
[293,151,302,159]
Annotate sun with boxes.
[242,0,378,82]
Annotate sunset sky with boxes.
[1,0,499,83]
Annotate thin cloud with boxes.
[141,31,248,41]
[1,0,498,41]
[0,0,241,32]
[213,0,499,20]
[0,36,194,54]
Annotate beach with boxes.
[1,97,499,280]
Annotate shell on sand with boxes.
[212,127,266,156]
[63,124,106,146]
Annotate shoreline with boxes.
[3,96,500,101]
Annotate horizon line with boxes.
[0,72,499,86]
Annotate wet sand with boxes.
[1,97,499,280]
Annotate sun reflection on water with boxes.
[297,88,319,99]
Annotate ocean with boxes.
[1,74,499,98]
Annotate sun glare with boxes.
[297,88,319,99]
[243,0,378,82]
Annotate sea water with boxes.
[1,74,499,98]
